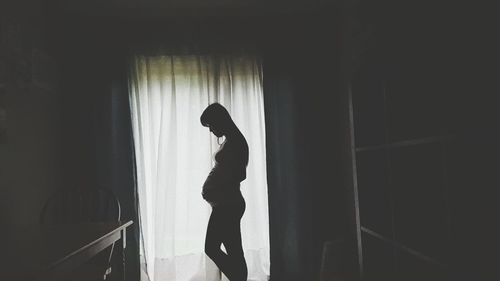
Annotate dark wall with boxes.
[46,12,142,280]
[350,1,499,280]
[0,0,62,225]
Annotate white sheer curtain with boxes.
[128,55,270,281]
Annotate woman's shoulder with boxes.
[227,136,248,152]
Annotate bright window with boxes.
[129,55,270,281]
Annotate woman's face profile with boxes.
[209,123,223,137]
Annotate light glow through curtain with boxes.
[128,55,270,281]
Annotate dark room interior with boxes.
[1,0,498,280]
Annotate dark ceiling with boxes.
[49,0,337,19]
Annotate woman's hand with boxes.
[201,189,210,200]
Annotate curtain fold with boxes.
[262,48,334,281]
[91,57,142,281]
[129,54,270,281]
[261,58,304,281]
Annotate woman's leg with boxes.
[205,207,233,278]
[205,203,247,281]
[221,206,247,281]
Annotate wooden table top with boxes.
[1,221,133,281]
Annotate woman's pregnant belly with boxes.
[202,166,241,206]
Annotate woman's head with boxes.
[200,103,233,137]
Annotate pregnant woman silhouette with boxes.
[201,103,249,281]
